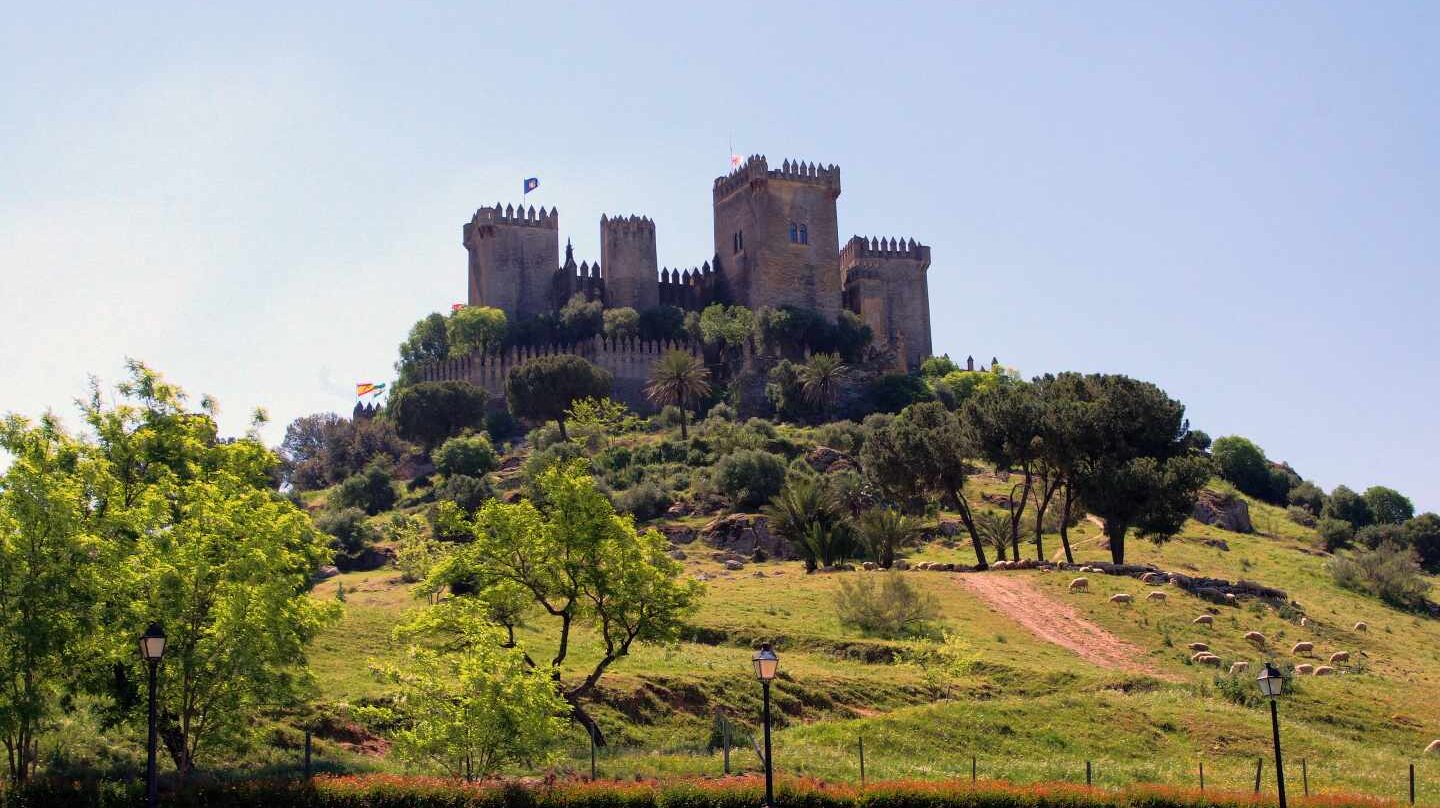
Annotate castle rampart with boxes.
[840,235,932,370]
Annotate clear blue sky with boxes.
[3,2,1437,509]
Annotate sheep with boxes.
[1291,642,1314,656]
[1187,642,1210,652]
[1295,664,1314,675]
[1069,577,1089,592]
[1426,739,1440,756]
[1193,614,1214,626]
[1354,621,1368,632]
[1329,651,1350,665]
[1314,665,1335,676]
[1244,631,1267,647]
[1229,661,1249,675]
[1141,572,1166,585]
[1299,616,1310,628]
[1110,593,1134,604]
[1197,654,1222,667]
[1146,591,1167,602]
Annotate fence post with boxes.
[1410,762,1416,805]
[859,736,866,786]
[1303,759,1308,797]
[1255,758,1264,793]
[303,729,312,779]
[1086,760,1092,787]
[972,755,977,782]
[722,713,731,775]
[1199,761,1205,792]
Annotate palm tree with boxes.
[644,350,711,439]
[764,476,846,573]
[974,509,1010,562]
[857,507,917,569]
[798,353,848,413]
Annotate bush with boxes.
[435,473,491,515]
[865,373,933,415]
[614,480,671,521]
[432,434,499,478]
[1315,518,1354,552]
[486,409,522,442]
[388,380,490,449]
[1287,480,1326,515]
[330,460,398,515]
[1286,505,1317,527]
[834,572,940,638]
[313,507,379,555]
[813,420,866,455]
[1329,541,1431,611]
[713,449,787,510]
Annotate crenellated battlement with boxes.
[468,203,559,232]
[841,235,930,265]
[772,157,840,186]
[712,154,841,202]
[600,213,655,235]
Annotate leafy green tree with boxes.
[1403,513,1440,573]
[433,434,499,478]
[314,507,380,557]
[963,382,1042,559]
[856,507,916,569]
[764,476,850,573]
[506,355,613,441]
[698,303,755,357]
[919,355,960,377]
[798,353,848,413]
[1211,436,1275,501]
[281,414,405,490]
[973,509,1011,562]
[602,307,640,341]
[446,306,507,357]
[558,293,603,343]
[425,462,700,744]
[1363,486,1414,525]
[714,450,787,510]
[0,416,103,784]
[1323,485,1373,527]
[865,373,933,415]
[1316,517,1355,552]
[1287,481,1327,515]
[397,313,451,384]
[388,380,489,449]
[637,305,687,342]
[934,369,1006,409]
[331,460,398,515]
[832,310,873,363]
[357,604,567,780]
[644,350,711,439]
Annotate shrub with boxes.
[865,373,933,415]
[435,473,491,515]
[834,572,939,638]
[1329,541,1431,611]
[1287,481,1327,515]
[1316,517,1354,552]
[614,480,671,521]
[433,434,499,478]
[1286,505,1317,527]
[713,449,787,510]
[486,408,522,442]
[1363,485,1414,525]
[1323,484,1372,527]
[330,460,398,515]
[705,402,737,422]
[813,420,866,455]
[388,380,490,449]
[313,506,380,555]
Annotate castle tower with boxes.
[600,214,659,311]
[840,235,932,370]
[462,203,559,319]
[711,155,842,317]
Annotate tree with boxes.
[1323,485,1373,527]
[356,604,567,780]
[644,350,711,439]
[425,462,700,744]
[1211,436,1275,502]
[506,355,613,441]
[964,382,1042,559]
[1363,486,1414,525]
[714,450,787,510]
[1287,481,1327,515]
[637,305,687,342]
[865,373,933,415]
[798,353,848,413]
[698,303,755,358]
[433,434,499,478]
[764,476,850,573]
[558,293,603,343]
[388,381,489,449]
[856,507,916,569]
[397,313,451,384]
[1329,542,1431,611]
[1316,518,1355,552]
[1403,513,1440,573]
[446,306,507,357]
[832,310,873,363]
[331,460,398,515]
[1063,375,1211,564]
[860,402,990,569]
[0,416,103,784]
[602,307,640,341]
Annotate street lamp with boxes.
[1257,662,1287,808]
[752,644,779,808]
[140,623,167,808]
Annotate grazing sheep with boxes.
[1146,591,1167,602]
[1329,651,1350,664]
[1295,664,1314,675]
[1230,661,1249,675]
[1354,621,1368,632]
[1187,642,1210,652]
[1314,665,1335,676]
[1244,631,1267,647]
[1193,614,1214,626]
[1110,593,1134,604]
[1069,577,1090,592]
[1198,654,1221,667]
[1291,642,1314,656]
[1299,616,1310,628]
[1426,739,1440,755]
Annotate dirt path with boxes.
[954,572,1173,679]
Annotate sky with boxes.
[2,2,1437,509]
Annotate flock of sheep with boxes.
[1066,573,1364,676]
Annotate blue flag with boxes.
[524,177,539,194]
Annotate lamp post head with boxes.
[139,622,167,663]
[752,643,779,682]
[1257,661,1284,698]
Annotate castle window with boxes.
[733,230,744,254]
[799,224,809,245]
[789,223,799,243]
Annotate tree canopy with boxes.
[506,355,612,440]
[388,380,489,449]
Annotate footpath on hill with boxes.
[953,572,1175,680]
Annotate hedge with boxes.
[0,775,1401,808]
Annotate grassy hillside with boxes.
[302,424,1440,803]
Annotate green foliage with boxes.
[834,572,940,638]
[764,359,811,422]
[388,380,489,450]
[713,450,786,510]
[389,515,447,583]
[1285,505,1317,528]
[559,293,604,342]
[697,304,754,352]
[446,305,507,357]
[637,305,687,342]
[614,481,671,522]
[855,507,916,568]
[764,475,851,573]
[1323,484,1373,527]
[434,474,492,516]
[1210,435,1284,503]
[1328,541,1431,611]
[1403,512,1440,573]
[1362,485,1413,525]
[920,354,960,377]
[396,312,450,384]
[313,507,380,556]
[974,509,1012,561]
[432,434,498,478]
[865,373,933,415]
[1315,517,1355,552]
[797,353,848,411]
[506,355,613,440]
[645,350,712,439]
[933,368,1007,409]
[280,413,405,491]
[603,306,640,341]
[331,460,398,515]
[1287,481,1327,515]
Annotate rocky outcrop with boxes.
[1192,488,1253,533]
[700,514,796,560]
[804,446,856,474]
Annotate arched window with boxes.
[799,224,809,245]
[789,223,799,243]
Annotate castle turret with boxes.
[840,235,932,370]
[712,155,843,317]
[463,203,559,319]
[600,214,659,311]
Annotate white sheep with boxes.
[1299,616,1310,628]
[1069,577,1090,592]
[1230,661,1249,675]
[1329,651,1350,665]
[1291,642,1313,656]
[1244,631,1267,647]
[1314,665,1335,676]
[1110,593,1134,604]
[1193,614,1214,626]
[1187,642,1210,652]
[1426,739,1440,756]
[1354,621,1368,632]
[1295,663,1314,675]
[1146,591,1167,602]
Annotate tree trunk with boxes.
[556,416,569,441]
[679,404,688,440]
[1032,477,1060,562]
[1106,522,1127,565]
[568,696,607,747]
[1008,472,1033,561]
[950,489,988,570]
[1058,486,1075,565]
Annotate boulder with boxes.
[701,514,795,560]
[862,561,877,571]
[1192,488,1253,533]
[724,559,745,571]
[315,565,341,580]
[667,549,687,561]
[804,445,857,474]
[938,520,961,537]
[664,501,694,518]
[660,525,698,545]
[892,559,910,570]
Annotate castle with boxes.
[461,155,933,369]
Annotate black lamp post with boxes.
[1257,661,1287,808]
[139,623,167,808]
[752,644,779,808]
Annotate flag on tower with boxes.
[523,177,539,194]
[730,153,742,170]
[355,382,386,397]
[451,302,465,313]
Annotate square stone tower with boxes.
[712,156,842,318]
[462,203,559,319]
[840,236,932,370]
[599,214,659,311]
